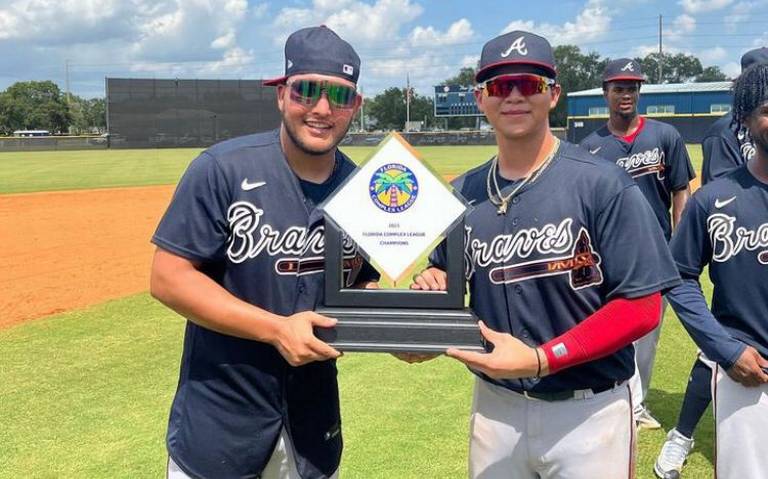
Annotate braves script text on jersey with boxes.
[580,117,695,241]
[153,129,374,479]
[432,141,681,394]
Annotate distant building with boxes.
[13,130,50,137]
[567,81,732,143]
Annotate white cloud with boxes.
[699,46,728,63]
[725,1,758,30]
[674,14,696,33]
[500,0,611,45]
[251,2,269,19]
[409,19,474,47]
[723,61,741,77]
[211,31,236,50]
[678,0,734,14]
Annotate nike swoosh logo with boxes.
[241,179,266,191]
[589,147,601,154]
[715,196,736,208]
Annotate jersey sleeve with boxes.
[665,129,695,191]
[152,152,232,262]
[668,195,712,277]
[702,134,742,185]
[594,184,681,300]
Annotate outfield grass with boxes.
[0,143,703,194]
[0,292,712,478]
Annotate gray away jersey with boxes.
[580,117,695,241]
[152,129,375,479]
[432,141,680,394]
[670,165,768,360]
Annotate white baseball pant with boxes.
[713,364,768,479]
[167,428,339,479]
[468,377,636,479]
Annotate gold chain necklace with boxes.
[486,137,560,215]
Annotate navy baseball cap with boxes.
[602,58,645,83]
[263,26,360,86]
[741,47,768,71]
[475,31,556,83]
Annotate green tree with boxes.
[696,65,728,82]
[0,81,71,134]
[552,45,607,127]
[637,52,704,84]
[69,96,106,134]
[366,87,406,130]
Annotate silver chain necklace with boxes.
[486,137,560,215]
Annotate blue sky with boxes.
[0,0,765,99]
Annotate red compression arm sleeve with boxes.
[541,292,661,374]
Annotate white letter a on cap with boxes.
[501,36,527,57]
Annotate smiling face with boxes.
[474,66,561,141]
[604,81,640,119]
[276,73,361,156]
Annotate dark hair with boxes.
[732,63,768,130]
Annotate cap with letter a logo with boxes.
[602,58,645,83]
[475,30,556,83]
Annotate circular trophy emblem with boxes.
[369,163,419,213]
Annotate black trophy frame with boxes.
[315,216,483,353]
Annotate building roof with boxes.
[568,81,732,97]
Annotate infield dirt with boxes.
[0,185,174,328]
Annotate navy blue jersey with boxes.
[701,112,755,185]
[152,129,374,479]
[432,141,680,393]
[669,166,768,360]
[580,118,695,240]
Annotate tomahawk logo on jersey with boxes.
[670,165,768,362]
[430,142,679,394]
[580,117,695,240]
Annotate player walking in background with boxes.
[149,26,376,479]
[701,47,768,184]
[664,62,768,479]
[579,59,695,430]
[410,30,680,478]
[653,46,768,479]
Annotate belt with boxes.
[518,381,624,402]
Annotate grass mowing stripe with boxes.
[0,144,702,195]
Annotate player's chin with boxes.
[296,130,346,155]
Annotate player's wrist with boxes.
[534,347,550,378]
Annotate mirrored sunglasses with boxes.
[481,74,555,98]
[288,79,358,109]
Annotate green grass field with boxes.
[0,144,711,478]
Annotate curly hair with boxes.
[732,63,768,131]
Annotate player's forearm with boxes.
[667,277,746,370]
[671,187,691,231]
[150,249,283,344]
[540,292,662,374]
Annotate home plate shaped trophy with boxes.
[316,132,483,353]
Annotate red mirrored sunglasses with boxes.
[481,74,555,98]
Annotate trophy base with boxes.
[314,307,484,353]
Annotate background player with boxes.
[653,46,768,479]
[701,47,768,184]
[665,62,768,479]
[411,30,680,478]
[150,26,376,479]
[580,59,695,430]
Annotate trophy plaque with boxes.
[316,132,483,353]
